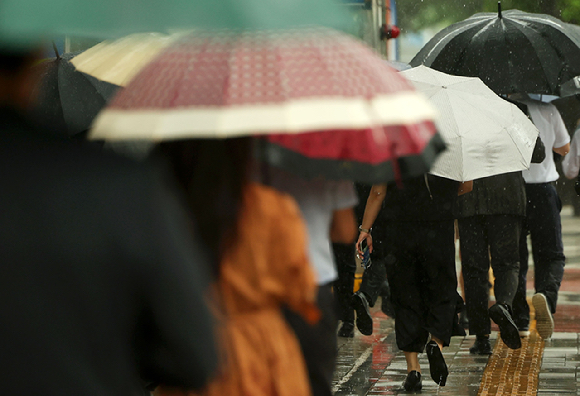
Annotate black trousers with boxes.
[334,243,387,324]
[458,214,522,336]
[513,183,566,327]
[284,283,337,396]
[384,220,460,353]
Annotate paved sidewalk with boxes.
[332,206,580,395]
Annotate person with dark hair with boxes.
[0,47,218,395]
[356,174,464,391]
[154,139,320,396]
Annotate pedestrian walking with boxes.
[512,98,570,340]
[356,174,464,391]
[334,183,393,338]
[456,172,525,354]
[268,167,358,396]
[154,140,320,396]
[0,47,218,395]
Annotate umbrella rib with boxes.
[422,19,483,62]
[511,20,567,93]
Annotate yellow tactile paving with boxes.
[478,321,545,396]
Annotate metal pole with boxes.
[385,0,391,59]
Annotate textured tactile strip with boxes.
[478,324,544,396]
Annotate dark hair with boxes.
[0,51,32,73]
[157,137,253,267]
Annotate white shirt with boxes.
[562,127,580,179]
[522,101,570,183]
[269,168,358,285]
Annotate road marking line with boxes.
[332,335,388,393]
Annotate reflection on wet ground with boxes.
[334,309,494,395]
[332,206,580,395]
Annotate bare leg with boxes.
[404,351,421,373]
[431,335,444,351]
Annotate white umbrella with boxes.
[71,33,183,87]
[401,66,539,182]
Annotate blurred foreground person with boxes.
[269,168,357,396]
[155,140,319,396]
[356,175,465,392]
[512,98,569,340]
[0,48,218,395]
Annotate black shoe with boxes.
[402,370,422,392]
[425,341,448,386]
[469,335,492,355]
[338,321,354,338]
[352,291,373,335]
[488,303,522,350]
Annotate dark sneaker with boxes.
[532,293,554,340]
[469,335,492,355]
[402,370,422,392]
[425,340,448,386]
[488,304,522,350]
[352,291,373,335]
[338,321,354,338]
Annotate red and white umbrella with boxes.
[91,28,443,183]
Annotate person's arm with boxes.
[330,207,357,243]
[458,180,473,196]
[554,142,570,157]
[355,183,386,256]
[551,105,571,158]
[563,134,580,179]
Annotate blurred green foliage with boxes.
[397,0,580,32]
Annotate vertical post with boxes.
[64,36,71,53]
[385,0,391,60]
[371,0,379,52]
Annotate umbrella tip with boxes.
[52,41,60,59]
[498,1,502,18]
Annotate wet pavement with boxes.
[332,206,580,395]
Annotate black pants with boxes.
[458,214,522,336]
[513,183,566,326]
[284,283,337,396]
[333,243,387,324]
[385,220,460,353]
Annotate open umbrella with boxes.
[401,66,539,182]
[410,4,580,96]
[28,50,119,136]
[73,39,416,89]
[90,28,442,184]
[71,33,181,87]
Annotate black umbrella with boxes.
[410,3,580,96]
[28,48,120,137]
[551,95,580,135]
